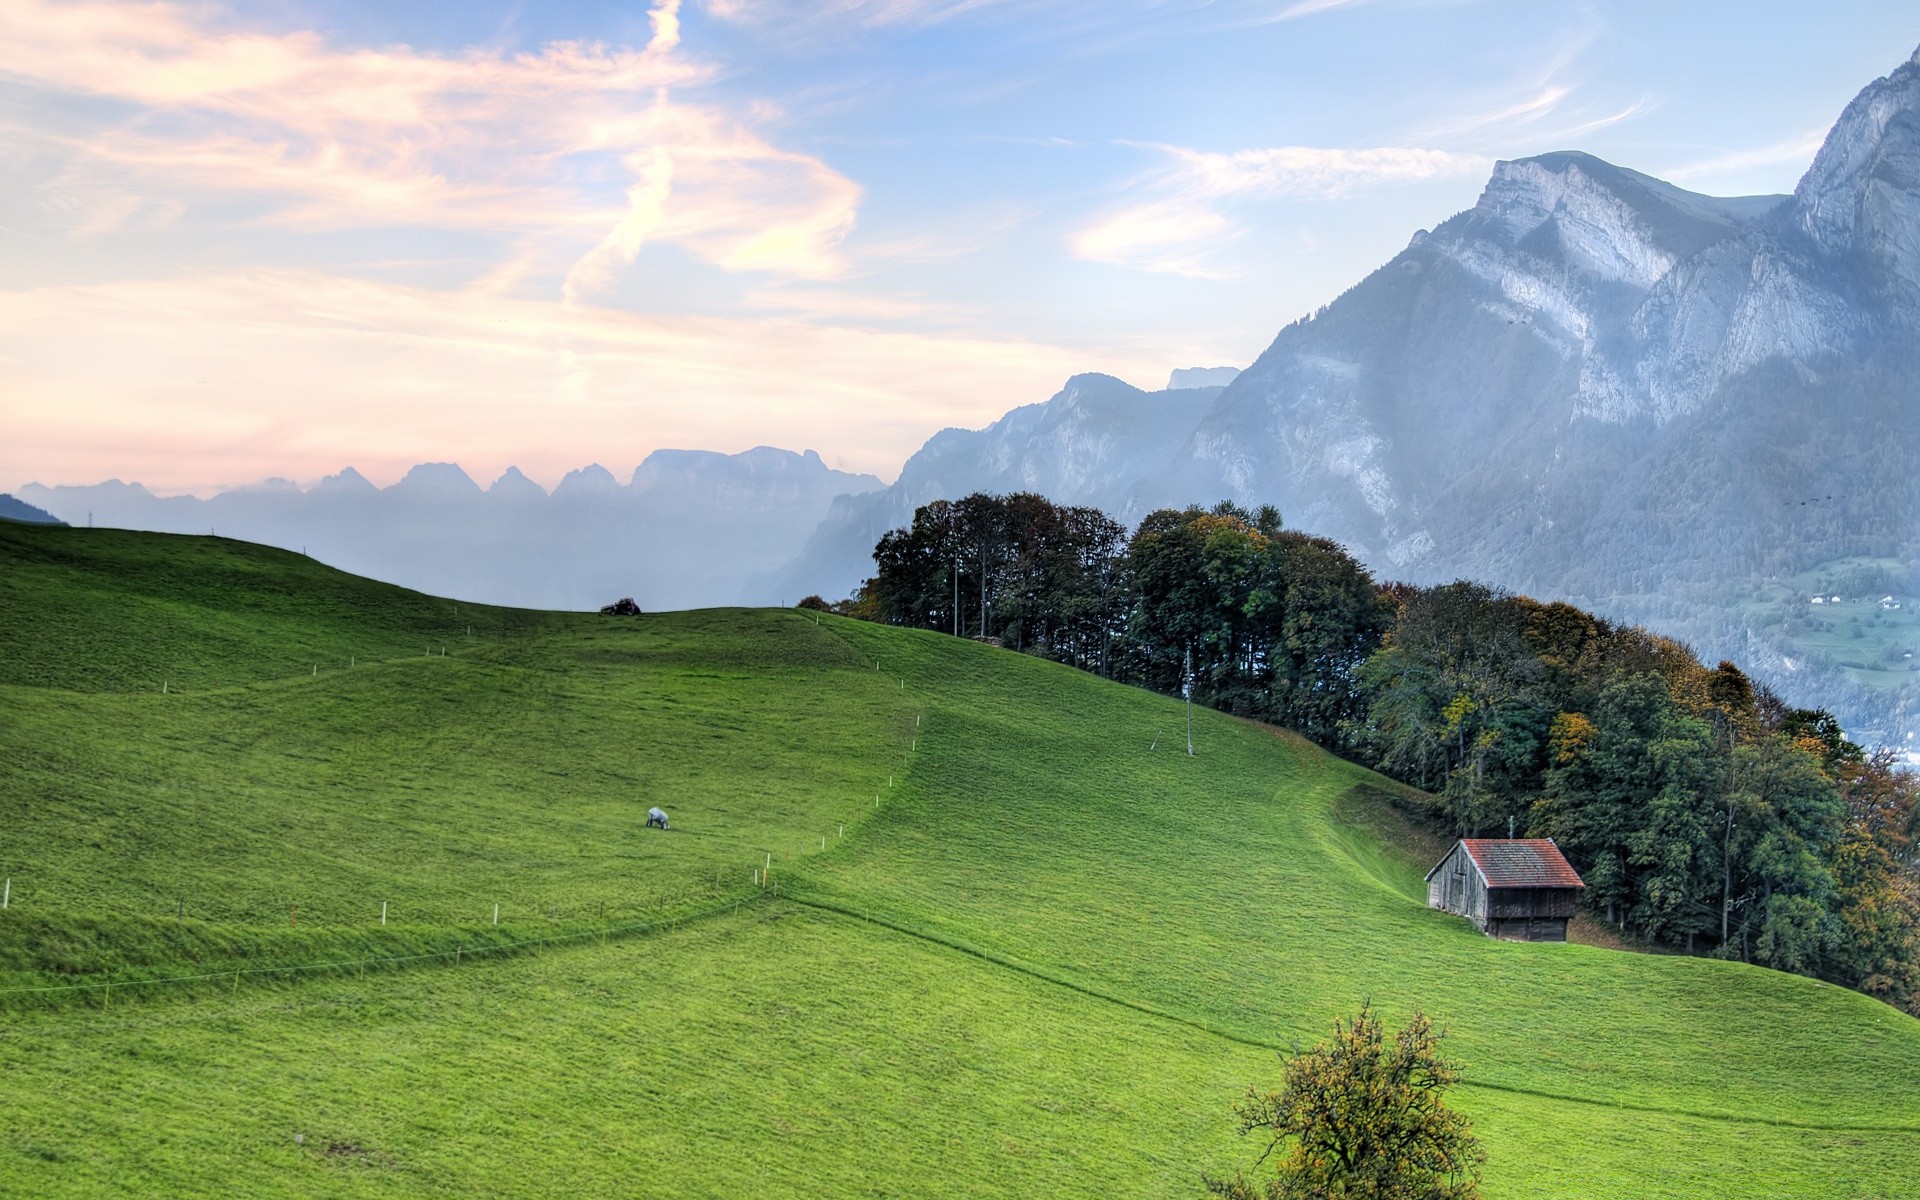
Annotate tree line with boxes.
[806,492,1920,1014]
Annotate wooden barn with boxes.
[1426,838,1585,942]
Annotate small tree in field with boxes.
[1206,1002,1483,1200]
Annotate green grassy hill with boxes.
[2,521,1918,1198]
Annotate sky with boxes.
[2,0,1917,493]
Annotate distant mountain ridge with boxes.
[22,448,880,612]
[768,373,1226,602]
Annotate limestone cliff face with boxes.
[1159,51,1920,596]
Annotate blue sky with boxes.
[2,0,1916,491]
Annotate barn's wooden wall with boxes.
[1428,844,1575,942]
[1427,843,1486,923]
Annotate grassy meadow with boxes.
[2,520,1919,1198]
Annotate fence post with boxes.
[2,877,8,909]
[381,900,387,926]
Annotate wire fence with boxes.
[0,617,928,1013]
[0,889,778,1010]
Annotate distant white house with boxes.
[1811,596,1826,605]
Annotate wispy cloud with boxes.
[1667,130,1825,183]
[1418,83,1575,139]
[1154,144,1487,197]
[1072,142,1485,275]
[1258,0,1369,23]
[1073,199,1239,279]
[1402,25,1654,153]
[706,0,1052,31]
[0,269,1150,488]
[0,0,860,287]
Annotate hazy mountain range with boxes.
[21,449,879,612]
[20,48,1920,746]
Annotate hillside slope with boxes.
[2,526,1918,1198]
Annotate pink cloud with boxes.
[0,0,858,280]
[0,269,1171,490]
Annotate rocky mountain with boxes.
[768,372,1226,602]
[776,47,1920,747]
[1167,366,1241,389]
[22,448,881,612]
[1155,49,1920,744]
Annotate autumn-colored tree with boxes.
[1206,1003,1483,1200]
[1830,751,1920,1014]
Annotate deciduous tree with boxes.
[1206,1002,1482,1200]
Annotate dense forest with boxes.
[806,493,1920,1014]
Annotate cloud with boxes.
[1071,200,1238,279]
[0,0,859,284]
[1667,131,1826,183]
[0,269,1156,490]
[1072,142,1484,275]
[1157,144,1487,197]
[1259,0,1368,22]
[649,0,685,52]
[705,0,1033,30]
[1417,83,1575,138]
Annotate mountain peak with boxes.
[554,464,620,497]
[1793,47,1920,292]
[1168,366,1240,390]
[314,467,375,494]
[489,466,547,498]
[1463,150,1781,289]
[392,463,480,493]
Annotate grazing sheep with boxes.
[646,807,670,830]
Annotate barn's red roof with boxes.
[1456,839,1584,889]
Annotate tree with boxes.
[1359,583,1546,830]
[1829,750,1920,1013]
[1729,735,1845,972]
[1206,1003,1482,1200]
[1534,674,1715,935]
